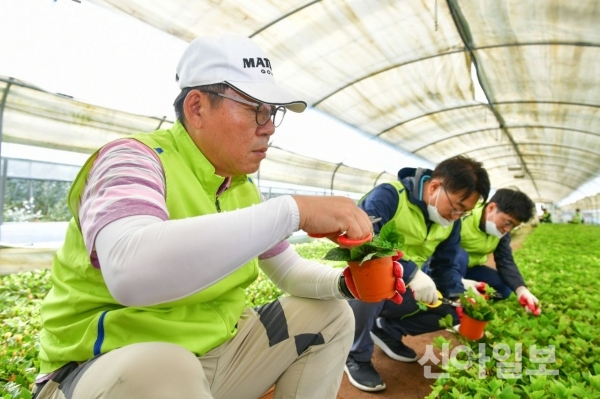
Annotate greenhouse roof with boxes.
[2,0,600,203]
[0,76,396,195]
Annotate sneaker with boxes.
[344,356,386,392]
[370,324,418,362]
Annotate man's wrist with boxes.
[338,275,355,299]
[515,286,528,296]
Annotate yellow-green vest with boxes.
[38,121,260,373]
[380,181,454,267]
[460,205,500,267]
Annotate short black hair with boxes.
[173,83,229,123]
[490,188,535,222]
[431,155,491,202]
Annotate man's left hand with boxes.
[343,259,406,304]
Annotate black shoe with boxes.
[344,356,386,392]
[370,324,418,362]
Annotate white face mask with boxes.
[427,188,453,228]
[485,208,506,238]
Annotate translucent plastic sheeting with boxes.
[88,0,600,204]
[0,76,390,192]
[253,146,396,194]
[4,158,80,182]
[0,77,172,153]
[562,193,600,212]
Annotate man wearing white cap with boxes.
[33,35,405,399]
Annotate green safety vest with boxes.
[38,121,261,373]
[374,181,454,267]
[572,212,582,224]
[459,205,500,267]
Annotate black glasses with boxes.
[499,215,520,229]
[441,185,472,217]
[202,90,286,127]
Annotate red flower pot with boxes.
[458,314,488,340]
[347,256,395,302]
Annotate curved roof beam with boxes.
[509,177,580,192]
[250,1,321,38]
[448,0,598,198]
[411,125,600,153]
[481,153,600,173]
[485,162,596,180]
[312,49,466,107]
[376,101,599,138]
[460,144,600,193]
[312,43,600,107]
[461,143,600,160]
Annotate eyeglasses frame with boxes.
[440,185,473,217]
[201,90,286,127]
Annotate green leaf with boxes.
[349,244,373,261]
[360,252,378,263]
[379,221,404,248]
[322,247,352,261]
[527,392,547,399]
[318,221,408,263]
[498,386,520,399]
[19,390,33,399]
[458,288,496,321]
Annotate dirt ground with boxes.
[260,225,534,399]
[260,330,456,399]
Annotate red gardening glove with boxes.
[342,259,406,304]
[462,278,487,295]
[516,287,541,316]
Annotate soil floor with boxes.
[260,225,534,399]
[260,330,456,399]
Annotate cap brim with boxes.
[226,81,307,113]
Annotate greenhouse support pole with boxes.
[0,79,13,234]
[0,159,6,232]
[331,163,342,196]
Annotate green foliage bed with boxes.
[0,240,339,398]
[428,224,600,398]
[2,227,600,398]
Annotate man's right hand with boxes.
[293,196,374,241]
[409,269,438,304]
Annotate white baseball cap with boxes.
[176,35,307,113]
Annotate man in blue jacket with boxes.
[345,155,490,392]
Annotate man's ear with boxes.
[423,178,439,203]
[428,179,442,194]
[183,89,205,129]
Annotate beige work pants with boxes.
[33,296,354,399]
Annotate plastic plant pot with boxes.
[458,314,488,340]
[347,256,395,302]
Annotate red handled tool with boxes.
[308,216,382,248]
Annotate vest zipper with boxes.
[215,197,221,212]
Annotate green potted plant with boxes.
[322,221,404,302]
[457,286,497,340]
